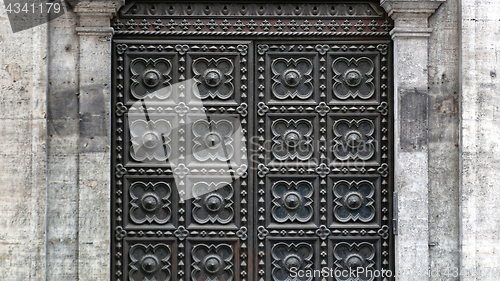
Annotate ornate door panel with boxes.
[254,41,392,281]
[112,2,393,281]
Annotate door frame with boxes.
[68,1,445,280]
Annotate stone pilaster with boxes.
[70,1,124,280]
[381,1,445,280]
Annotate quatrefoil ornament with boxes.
[192,182,234,224]
[191,244,234,281]
[130,181,172,224]
[333,180,375,222]
[129,243,171,281]
[130,119,172,162]
[271,242,314,281]
[271,57,313,100]
[271,180,314,223]
[271,119,314,161]
[193,57,234,100]
[130,57,172,99]
[332,119,375,161]
[333,242,376,281]
[332,57,375,100]
[192,119,235,162]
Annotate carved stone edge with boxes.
[69,0,124,35]
[381,0,446,19]
[69,0,125,32]
[381,0,446,38]
[76,27,115,36]
[389,27,433,38]
[68,0,125,17]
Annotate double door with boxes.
[112,38,392,281]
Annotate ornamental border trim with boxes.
[112,2,393,36]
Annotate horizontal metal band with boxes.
[114,30,390,36]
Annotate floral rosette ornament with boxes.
[271,57,313,100]
[130,57,172,99]
[272,242,314,281]
[272,180,314,223]
[192,182,234,224]
[129,181,172,224]
[332,118,375,161]
[192,57,234,100]
[130,119,172,162]
[271,119,314,161]
[334,242,376,281]
[192,119,234,162]
[191,244,234,281]
[129,243,171,281]
[333,180,375,222]
[332,57,375,99]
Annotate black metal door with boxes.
[112,3,393,281]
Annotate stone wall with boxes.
[46,7,80,281]
[428,0,461,279]
[0,1,82,279]
[0,0,47,280]
[461,0,500,280]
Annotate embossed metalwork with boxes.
[130,181,172,224]
[271,119,314,161]
[332,57,375,99]
[333,180,375,222]
[316,225,331,240]
[129,243,172,281]
[192,182,234,224]
[271,242,314,281]
[192,120,234,162]
[193,57,234,100]
[113,39,251,281]
[191,243,234,281]
[130,119,172,162]
[333,242,376,281]
[254,39,392,281]
[271,57,313,99]
[113,3,393,36]
[271,180,313,223]
[130,57,172,99]
[332,119,375,161]
[112,2,393,281]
